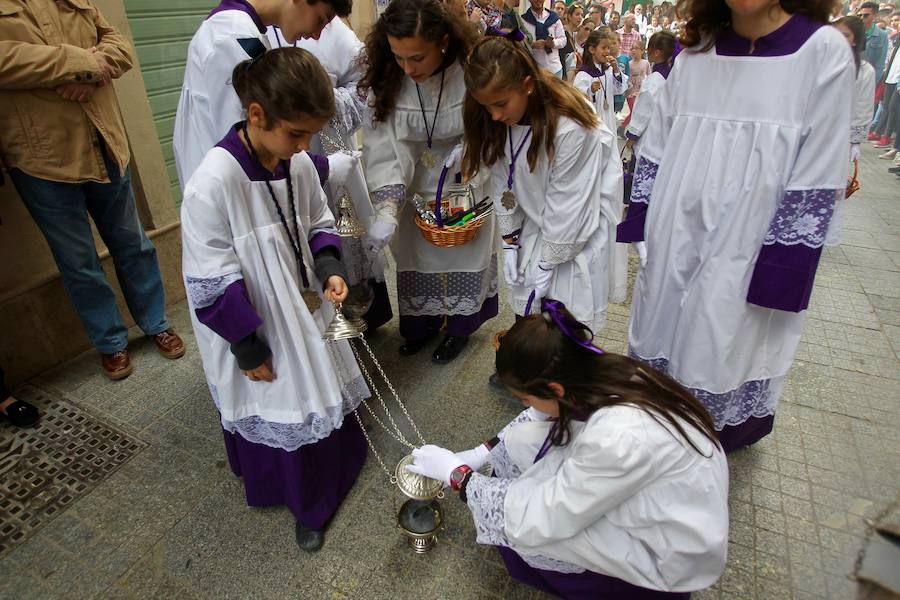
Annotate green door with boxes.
[122,0,215,208]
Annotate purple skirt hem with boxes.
[718,414,775,454]
[222,418,367,529]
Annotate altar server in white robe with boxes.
[573,29,629,147]
[181,49,368,553]
[624,30,678,158]
[462,35,624,330]
[267,19,394,330]
[173,0,351,188]
[358,0,498,364]
[616,2,854,452]
[407,300,728,600]
[825,16,875,246]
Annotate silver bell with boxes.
[322,302,364,341]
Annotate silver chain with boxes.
[350,341,417,449]
[352,409,396,482]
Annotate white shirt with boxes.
[520,8,567,74]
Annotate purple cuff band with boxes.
[625,131,640,142]
[746,243,823,312]
[309,231,342,257]
[308,153,330,187]
[195,280,263,343]
[616,202,648,242]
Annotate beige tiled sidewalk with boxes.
[0,145,897,599]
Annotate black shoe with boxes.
[398,328,439,356]
[431,334,469,364]
[0,399,40,428]
[295,522,324,552]
[888,165,900,173]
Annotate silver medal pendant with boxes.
[604,99,610,111]
[501,190,517,210]
[302,290,322,313]
[420,148,437,169]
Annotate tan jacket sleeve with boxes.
[0,41,102,88]
[92,6,134,79]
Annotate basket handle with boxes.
[434,165,451,229]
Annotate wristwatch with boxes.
[449,465,473,492]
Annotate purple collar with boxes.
[578,63,606,78]
[207,0,266,34]
[652,61,672,79]
[216,124,288,182]
[716,14,822,57]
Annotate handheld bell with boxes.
[322,302,364,341]
[334,188,366,238]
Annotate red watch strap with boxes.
[450,465,473,491]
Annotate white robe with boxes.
[625,70,666,157]
[173,9,269,188]
[626,24,853,430]
[573,67,629,141]
[826,60,875,246]
[266,20,381,286]
[466,406,729,592]
[362,61,498,318]
[492,116,624,329]
[181,147,367,451]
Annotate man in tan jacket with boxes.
[0,0,184,380]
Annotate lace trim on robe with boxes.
[396,255,498,317]
[762,188,838,249]
[629,156,659,205]
[497,212,525,239]
[185,272,243,309]
[541,240,587,266]
[849,125,867,145]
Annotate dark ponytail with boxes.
[496,309,720,454]
[231,47,335,128]
[647,29,677,63]
[833,16,865,74]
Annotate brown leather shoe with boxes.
[102,350,134,380]
[152,329,185,359]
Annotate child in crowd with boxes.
[181,48,369,553]
[624,39,650,129]
[173,0,350,187]
[358,0,499,364]
[573,30,629,143]
[611,34,631,115]
[407,300,728,600]
[625,30,677,156]
[617,0,854,452]
[462,36,624,331]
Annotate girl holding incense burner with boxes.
[359,0,499,364]
[406,300,729,599]
[461,36,624,331]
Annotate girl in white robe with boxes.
[181,49,368,552]
[572,29,629,146]
[358,0,499,364]
[826,16,876,246]
[461,36,624,330]
[407,300,729,599]
[624,30,678,158]
[616,4,854,452]
[268,19,395,330]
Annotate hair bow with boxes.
[540,298,605,356]
[486,26,526,42]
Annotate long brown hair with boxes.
[357,0,479,123]
[496,308,720,454]
[231,48,335,127]
[461,37,598,179]
[677,0,839,51]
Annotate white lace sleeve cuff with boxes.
[540,239,586,266]
[333,87,368,137]
[488,440,523,479]
[184,272,243,308]
[497,210,525,238]
[466,474,513,547]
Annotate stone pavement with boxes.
[0,145,898,600]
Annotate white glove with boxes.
[850,143,860,162]
[364,216,397,255]
[405,444,465,486]
[634,241,647,268]
[444,143,464,173]
[502,243,523,285]
[524,261,555,311]
[327,150,361,186]
[455,444,491,472]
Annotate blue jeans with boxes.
[10,152,169,354]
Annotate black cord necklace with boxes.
[414,69,446,169]
[240,122,311,290]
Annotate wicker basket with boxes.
[845,160,860,199]
[415,200,487,247]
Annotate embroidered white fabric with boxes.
[497,212,524,238]
[541,239,586,266]
[762,188,838,248]
[466,475,586,574]
[488,409,540,482]
[332,87,367,138]
[849,124,867,145]
[396,256,498,317]
[630,351,784,429]
[209,376,368,452]
[185,272,243,309]
[371,184,406,207]
[629,156,659,205]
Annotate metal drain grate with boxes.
[0,388,145,557]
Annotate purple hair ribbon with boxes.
[540,298,605,355]
[486,26,526,42]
